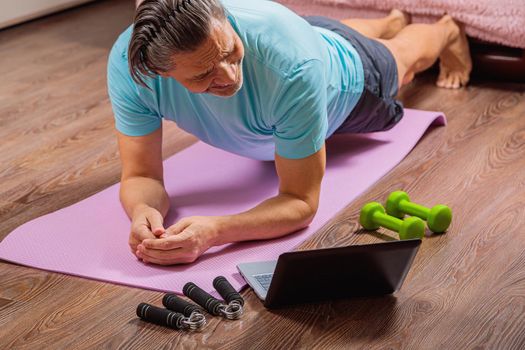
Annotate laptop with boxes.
[237,239,421,308]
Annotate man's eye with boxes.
[193,75,208,82]
[193,69,214,82]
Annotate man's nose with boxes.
[214,61,236,84]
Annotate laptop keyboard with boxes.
[253,273,273,291]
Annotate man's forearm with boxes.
[212,193,317,246]
[120,176,170,219]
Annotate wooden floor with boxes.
[1,1,524,349]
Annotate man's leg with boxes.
[375,15,472,89]
[340,9,410,39]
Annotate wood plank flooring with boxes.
[1,0,524,349]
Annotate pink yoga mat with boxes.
[0,109,445,295]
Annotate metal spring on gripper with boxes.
[213,276,245,319]
[162,293,207,330]
[136,303,202,331]
[183,276,244,320]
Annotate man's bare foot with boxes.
[436,15,472,89]
[383,9,411,39]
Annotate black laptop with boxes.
[237,239,421,308]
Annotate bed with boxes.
[276,0,525,82]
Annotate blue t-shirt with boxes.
[107,0,364,160]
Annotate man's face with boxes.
[162,18,245,97]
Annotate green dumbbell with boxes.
[385,191,452,233]
[360,202,425,240]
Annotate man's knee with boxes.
[376,38,409,88]
[401,70,415,86]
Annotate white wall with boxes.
[0,0,96,29]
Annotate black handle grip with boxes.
[136,303,185,330]
[162,293,203,317]
[183,282,224,316]
[213,276,244,306]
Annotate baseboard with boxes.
[0,0,96,30]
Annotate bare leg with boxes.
[340,9,410,39]
[375,15,472,89]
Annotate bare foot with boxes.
[383,9,411,39]
[436,15,472,89]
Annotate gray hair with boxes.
[128,0,226,87]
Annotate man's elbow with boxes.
[298,200,318,228]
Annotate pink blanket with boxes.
[277,0,525,48]
[0,109,445,295]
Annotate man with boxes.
[108,0,471,265]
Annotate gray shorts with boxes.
[304,16,404,133]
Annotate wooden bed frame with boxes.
[470,38,525,83]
